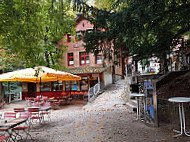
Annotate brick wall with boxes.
[58,16,126,77]
[58,18,102,68]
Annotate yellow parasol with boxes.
[0,66,81,97]
[0,66,81,82]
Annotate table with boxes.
[130,93,145,120]
[0,118,27,141]
[40,106,51,111]
[168,97,190,137]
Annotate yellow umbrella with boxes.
[0,66,81,82]
[0,66,81,98]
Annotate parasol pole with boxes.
[40,77,42,98]
[70,81,71,98]
[8,82,10,103]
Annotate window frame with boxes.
[76,31,82,41]
[79,52,90,66]
[95,53,103,64]
[67,34,71,42]
[68,53,74,66]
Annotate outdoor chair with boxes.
[34,98,41,102]
[14,108,25,113]
[83,92,88,101]
[28,107,43,125]
[42,96,48,102]
[0,135,9,142]
[40,102,51,122]
[25,97,30,106]
[43,98,49,102]
[12,112,32,141]
[29,97,34,102]
[3,112,16,119]
[30,102,41,107]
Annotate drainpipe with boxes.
[98,74,100,91]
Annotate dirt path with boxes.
[1,79,190,142]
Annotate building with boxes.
[12,15,127,100]
[58,15,114,94]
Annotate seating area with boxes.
[0,92,88,141]
[0,97,52,141]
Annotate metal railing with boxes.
[88,83,100,102]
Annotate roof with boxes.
[63,66,111,74]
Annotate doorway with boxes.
[28,83,36,97]
[90,79,98,88]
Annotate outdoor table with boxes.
[39,106,51,111]
[130,93,145,120]
[0,118,27,141]
[168,97,190,137]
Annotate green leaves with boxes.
[74,0,190,62]
[0,0,76,70]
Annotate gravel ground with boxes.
[1,79,190,142]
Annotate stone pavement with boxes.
[1,79,190,142]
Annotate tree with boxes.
[0,0,76,69]
[73,0,190,73]
[0,47,24,73]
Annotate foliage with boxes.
[0,0,76,69]
[0,47,24,72]
[73,0,190,63]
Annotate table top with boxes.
[131,93,145,97]
[0,118,27,130]
[26,106,51,111]
[168,97,190,103]
[40,106,51,111]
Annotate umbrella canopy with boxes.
[0,66,81,82]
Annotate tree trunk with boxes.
[160,52,168,74]
[112,65,115,84]
[0,70,4,101]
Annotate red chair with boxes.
[0,135,9,142]
[30,102,40,107]
[28,107,43,124]
[34,98,41,102]
[29,97,34,100]
[3,112,16,119]
[40,102,51,122]
[14,108,25,113]
[25,97,30,106]
[12,112,32,141]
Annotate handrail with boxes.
[88,83,100,102]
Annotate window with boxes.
[86,29,93,34]
[76,31,82,41]
[96,54,102,64]
[67,34,71,42]
[80,77,88,91]
[71,81,78,91]
[65,81,70,91]
[52,81,63,91]
[80,52,89,66]
[68,53,74,66]
[41,82,50,92]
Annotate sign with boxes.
[144,79,153,89]
[144,79,158,127]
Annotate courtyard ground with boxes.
[1,79,190,142]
